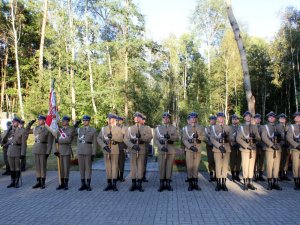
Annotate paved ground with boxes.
[0,168,299,225]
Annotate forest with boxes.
[1,0,300,128]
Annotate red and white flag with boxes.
[45,81,60,136]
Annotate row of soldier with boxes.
[1,110,300,192]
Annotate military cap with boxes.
[12,117,21,123]
[162,112,171,118]
[20,120,25,125]
[293,112,300,117]
[82,115,91,121]
[243,111,252,117]
[107,113,118,119]
[231,114,239,119]
[188,112,198,119]
[133,112,143,118]
[62,116,71,122]
[254,113,261,119]
[117,116,124,121]
[38,115,46,120]
[141,114,147,120]
[209,115,217,120]
[6,121,12,126]
[216,112,225,117]
[278,113,287,118]
[266,111,276,118]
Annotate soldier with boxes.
[277,113,291,181]
[236,111,261,190]
[19,120,30,172]
[77,115,97,191]
[4,117,27,188]
[124,112,153,192]
[182,112,205,191]
[97,113,123,191]
[141,115,150,182]
[154,112,179,192]
[117,116,128,182]
[210,112,232,191]
[54,116,80,190]
[32,115,53,189]
[1,121,12,175]
[286,112,300,190]
[261,111,283,190]
[230,114,241,182]
[253,113,265,181]
[204,115,217,182]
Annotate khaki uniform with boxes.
[230,125,241,174]
[77,126,97,180]
[261,123,282,179]
[55,126,76,179]
[97,125,123,179]
[118,125,128,177]
[204,126,215,174]
[277,123,290,173]
[124,124,153,179]
[236,124,261,179]
[154,125,179,179]
[210,125,232,179]
[32,126,53,178]
[254,124,265,175]
[286,124,300,178]
[1,130,11,173]
[182,124,205,179]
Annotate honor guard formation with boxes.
[1,111,300,192]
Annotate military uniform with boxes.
[98,119,123,191]
[77,116,97,191]
[254,114,265,181]
[230,118,241,182]
[32,116,53,189]
[154,115,179,192]
[117,117,128,182]
[261,112,283,190]
[286,114,300,190]
[1,125,11,175]
[124,113,153,192]
[204,116,216,182]
[236,119,261,190]
[210,112,232,191]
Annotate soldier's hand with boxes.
[192,132,199,139]
[164,133,170,139]
[103,146,111,153]
[190,146,198,152]
[219,146,226,153]
[8,125,13,132]
[20,155,25,160]
[159,139,165,145]
[107,133,112,139]
[161,146,168,152]
[296,145,300,150]
[55,138,59,144]
[222,132,228,139]
[54,152,59,157]
[28,119,36,126]
[271,145,279,151]
[135,132,141,139]
[46,154,49,159]
[233,143,240,149]
[74,120,81,128]
[132,145,140,151]
[91,155,95,161]
[247,145,255,150]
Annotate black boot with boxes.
[119,172,125,182]
[56,178,65,190]
[15,171,21,188]
[247,178,257,190]
[278,171,283,181]
[137,179,144,192]
[231,171,235,182]
[209,172,214,182]
[185,176,189,182]
[157,179,165,192]
[193,178,201,191]
[142,172,148,182]
[64,178,69,190]
[272,178,282,190]
[267,178,272,190]
[298,178,300,189]
[166,179,173,191]
[235,171,241,182]
[32,178,41,189]
[294,178,299,190]
[258,171,265,181]
[78,179,87,191]
[243,178,248,191]
[112,179,118,191]
[7,171,15,188]
[86,179,92,191]
[188,178,193,191]
[104,179,113,191]
[215,178,221,191]
[40,178,46,189]
[2,169,11,176]
[283,171,291,181]
[222,178,228,191]
[129,179,137,191]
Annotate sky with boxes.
[135,0,300,42]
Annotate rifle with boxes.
[108,125,112,160]
[192,125,197,160]
[249,125,253,159]
[273,126,279,159]
[164,125,169,160]
[136,123,140,159]
[221,125,225,159]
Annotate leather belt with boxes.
[35,141,47,144]
[79,140,92,144]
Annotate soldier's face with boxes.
[39,119,45,126]
[209,119,216,125]
[279,118,286,124]
[108,118,116,126]
[232,118,239,125]
[62,120,69,126]
[244,115,251,122]
[12,121,19,128]
[189,117,196,124]
[217,116,224,124]
[118,120,123,125]
[268,116,276,123]
[294,115,300,123]
[254,118,261,124]
[162,117,170,124]
[134,116,140,123]
[83,120,90,126]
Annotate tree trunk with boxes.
[226,0,255,115]
[124,0,129,118]
[11,0,25,119]
[224,59,229,122]
[38,0,48,84]
[291,48,298,111]
[85,0,97,116]
[0,46,8,117]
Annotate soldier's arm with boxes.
[209,128,222,149]
[253,125,261,142]
[236,127,249,149]
[46,132,53,154]
[92,130,97,156]
[97,128,107,149]
[113,127,124,143]
[198,126,206,141]
[170,127,179,141]
[21,130,27,156]
[141,126,153,142]
[154,128,163,150]
[261,126,274,148]
[182,127,193,149]
[286,126,299,148]
[123,128,134,149]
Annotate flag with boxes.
[45,80,60,136]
